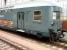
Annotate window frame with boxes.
[33,10,42,22]
[52,11,60,20]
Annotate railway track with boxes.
[0,29,67,50]
[0,30,33,50]
[0,39,22,50]
[0,38,32,50]
[48,41,67,50]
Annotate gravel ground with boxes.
[0,30,65,50]
[0,39,22,50]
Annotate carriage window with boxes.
[18,13,20,19]
[53,11,60,20]
[53,12,56,20]
[33,11,42,22]
[56,12,60,19]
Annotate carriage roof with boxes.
[0,1,60,10]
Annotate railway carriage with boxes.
[0,1,64,41]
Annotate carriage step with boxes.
[16,29,25,32]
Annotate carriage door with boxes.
[17,12,24,29]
